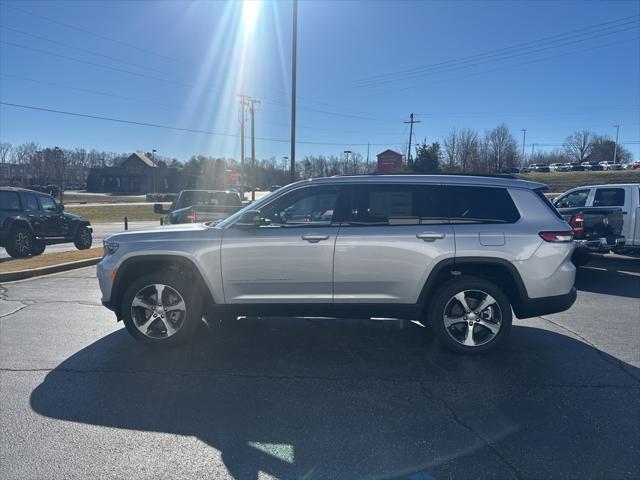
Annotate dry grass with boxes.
[66,204,165,223]
[517,170,640,193]
[0,247,102,273]
[63,193,147,204]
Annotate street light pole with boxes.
[289,0,298,183]
[520,129,527,166]
[613,125,620,164]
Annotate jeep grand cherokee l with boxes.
[97,175,577,354]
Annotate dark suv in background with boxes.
[0,187,93,258]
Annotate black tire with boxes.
[428,276,512,355]
[5,226,34,258]
[32,240,46,256]
[572,251,591,267]
[121,272,203,347]
[74,226,92,250]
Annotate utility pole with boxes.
[366,142,370,172]
[531,143,535,156]
[404,113,420,164]
[520,129,527,168]
[238,95,249,199]
[248,97,260,202]
[152,148,157,194]
[289,0,298,183]
[613,125,620,164]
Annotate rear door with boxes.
[333,183,454,304]
[590,187,629,241]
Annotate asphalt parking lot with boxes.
[0,255,638,479]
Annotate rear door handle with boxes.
[416,232,446,241]
[302,234,330,243]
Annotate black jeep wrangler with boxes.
[0,187,93,258]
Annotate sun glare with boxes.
[242,0,260,36]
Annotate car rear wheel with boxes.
[121,273,203,347]
[5,227,33,258]
[74,226,92,250]
[429,277,512,355]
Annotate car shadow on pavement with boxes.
[576,255,640,298]
[30,319,639,479]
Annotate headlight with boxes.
[103,240,119,256]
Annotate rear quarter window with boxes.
[593,188,625,207]
[445,185,520,223]
[0,191,21,211]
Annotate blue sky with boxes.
[1,0,639,162]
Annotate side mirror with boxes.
[59,203,65,211]
[154,203,167,215]
[235,210,261,228]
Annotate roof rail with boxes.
[337,172,519,180]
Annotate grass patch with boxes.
[517,170,640,193]
[66,203,166,223]
[63,193,147,204]
[0,247,102,273]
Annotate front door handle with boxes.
[416,232,446,242]
[302,234,330,243]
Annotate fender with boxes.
[3,217,35,236]
[68,219,92,238]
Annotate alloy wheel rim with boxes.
[130,284,187,339]
[443,289,502,347]
[16,232,31,254]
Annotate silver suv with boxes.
[97,175,577,354]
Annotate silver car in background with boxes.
[97,174,576,354]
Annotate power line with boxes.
[1,2,183,64]
[0,25,184,79]
[356,15,640,86]
[0,40,194,88]
[0,101,404,147]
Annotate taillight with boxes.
[187,210,197,223]
[569,214,585,237]
[539,231,574,242]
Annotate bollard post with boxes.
[124,216,128,231]
[160,217,164,226]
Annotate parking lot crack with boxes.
[419,381,524,480]
[540,315,640,384]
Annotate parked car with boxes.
[549,163,569,172]
[498,167,520,174]
[0,187,92,258]
[154,189,243,225]
[599,161,623,171]
[552,183,640,256]
[566,162,584,171]
[631,161,640,170]
[528,163,550,172]
[98,174,577,354]
[581,161,603,171]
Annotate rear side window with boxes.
[348,184,447,226]
[22,193,39,212]
[445,186,520,224]
[0,191,21,211]
[593,188,625,207]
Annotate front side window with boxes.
[39,196,58,212]
[553,189,590,208]
[593,188,625,207]
[260,186,340,226]
[445,186,520,223]
[348,184,446,226]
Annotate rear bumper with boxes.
[514,288,577,319]
[575,236,625,253]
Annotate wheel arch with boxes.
[111,254,216,320]
[418,257,529,317]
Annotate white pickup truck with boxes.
[552,183,640,254]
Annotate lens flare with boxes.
[242,0,260,36]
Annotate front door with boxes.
[221,185,347,304]
[333,183,454,304]
[38,195,69,237]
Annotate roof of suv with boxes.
[297,174,547,190]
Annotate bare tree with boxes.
[457,129,479,173]
[0,142,12,164]
[563,130,594,163]
[443,129,458,171]
[486,123,519,171]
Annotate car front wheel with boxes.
[429,277,512,355]
[74,226,92,250]
[121,273,203,347]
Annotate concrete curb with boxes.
[0,257,101,283]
